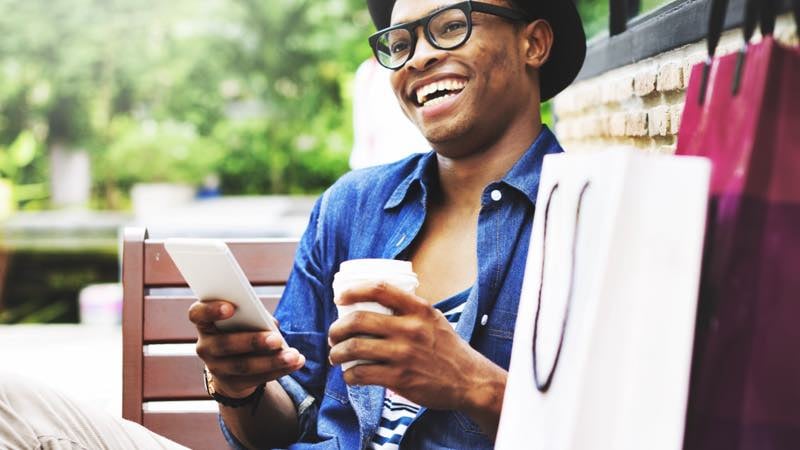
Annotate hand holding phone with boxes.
[164,238,285,344]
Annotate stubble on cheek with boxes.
[483,41,517,99]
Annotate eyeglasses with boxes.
[368,1,532,70]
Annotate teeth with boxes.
[415,79,467,105]
[423,92,457,108]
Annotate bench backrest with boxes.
[121,227,298,450]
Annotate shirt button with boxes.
[480,314,489,326]
[490,190,502,202]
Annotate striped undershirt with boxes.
[370,288,470,449]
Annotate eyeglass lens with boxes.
[375,7,470,69]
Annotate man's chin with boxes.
[422,126,460,147]
[418,114,467,142]
[422,123,478,155]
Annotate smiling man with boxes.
[193,1,585,449]
[0,1,585,449]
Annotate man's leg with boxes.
[0,372,188,449]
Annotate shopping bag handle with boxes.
[705,0,729,62]
[759,0,777,37]
[731,0,762,94]
[531,181,590,393]
[700,0,767,100]
[699,0,729,102]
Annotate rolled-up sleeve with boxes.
[219,192,338,447]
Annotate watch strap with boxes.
[204,366,265,410]
[211,382,265,408]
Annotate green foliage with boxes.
[94,118,222,191]
[0,130,48,207]
[211,117,350,195]
[0,0,373,206]
[0,131,38,178]
[201,0,368,194]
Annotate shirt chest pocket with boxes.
[485,307,517,340]
[478,307,517,369]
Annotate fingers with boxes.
[190,300,303,396]
[207,351,306,395]
[196,330,285,358]
[341,363,402,388]
[207,349,305,378]
[328,311,424,346]
[329,335,411,367]
[188,300,235,334]
[336,282,429,315]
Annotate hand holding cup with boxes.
[331,259,418,371]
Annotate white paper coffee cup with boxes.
[332,259,418,371]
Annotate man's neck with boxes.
[433,121,543,211]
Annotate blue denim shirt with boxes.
[221,126,563,449]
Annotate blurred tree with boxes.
[0,0,374,205]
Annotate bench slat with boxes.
[143,412,226,450]
[144,295,281,343]
[143,240,298,287]
[144,355,208,400]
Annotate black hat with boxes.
[366,0,586,101]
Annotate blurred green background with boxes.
[0,0,661,323]
[0,0,374,211]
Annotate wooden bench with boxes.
[121,227,298,449]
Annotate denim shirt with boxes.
[221,126,563,449]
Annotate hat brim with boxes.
[366,0,586,101]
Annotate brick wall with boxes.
[552,13,798,154]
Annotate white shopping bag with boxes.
[496,149,711,450]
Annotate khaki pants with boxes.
[0,372,187,450]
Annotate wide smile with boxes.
[412,77,469,109]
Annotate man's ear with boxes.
[521,19,554,70]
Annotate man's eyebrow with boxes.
[390,3,453,27]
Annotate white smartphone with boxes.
[164,238,284,342]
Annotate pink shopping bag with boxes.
[677,0,800,448]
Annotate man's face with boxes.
[388,0,532,155]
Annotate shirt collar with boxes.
[383,126,563,210]
[384,151,438,210]
[500,125,563,205]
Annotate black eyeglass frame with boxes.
[368,1,533,70]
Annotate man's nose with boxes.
[405,31,446,71]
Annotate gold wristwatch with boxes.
[203,366,265,408]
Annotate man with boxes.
[0,0,584,448]
[193,1,585,448]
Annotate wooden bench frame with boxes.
[121,227,298,449]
